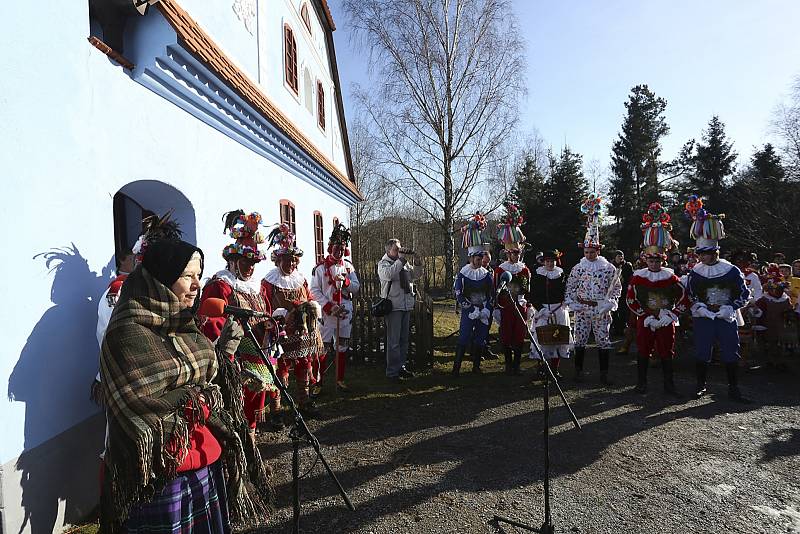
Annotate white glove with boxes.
[527,307,536,321]
[643,316,658,331]
[518,297,528,307]
[468,306,481,320]
[747,306,763,319]
[480,307,491,325]
[658,309,678,327]
[691,303,716,320]
[493,309,502,323]
[716,305,736,323]
[595,300,614,315]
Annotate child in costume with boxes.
[452,213,494,376]
[529,249,571,380]
[683,195,750,403]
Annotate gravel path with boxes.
[249,354,800,534]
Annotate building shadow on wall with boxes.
[7,244,110,534]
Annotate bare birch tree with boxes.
[342,0,526,285]
[772,76,800,179]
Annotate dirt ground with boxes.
[250,332,800,533]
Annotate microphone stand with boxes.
[491,287,582,534]
[237,317,355,533]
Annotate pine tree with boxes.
[512,154,548,262]
[687,115,737,209]
[608,85,670,253]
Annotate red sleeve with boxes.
[199,279,233,342]
[671,275,690,316]
[626,277,645,317]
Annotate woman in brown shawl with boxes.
[99,239,270,533]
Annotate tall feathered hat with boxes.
[684,195,725,252]
[222,210,267,261]
[462,212,488,257]
[267,223,303,261]
[762,264,788,292]
[640,202,676,258]
[579,194,603,249]
[131,211,182,264]
[327,223,351,255]
[497,203,526,253]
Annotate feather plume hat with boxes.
[327,223,351,255]
[132,211,183,264]
[579,194,603,249]
[221,210,267,261]
[684,195,725,252]
[267,223,303,261]
[462,212,488,256]
[640,202,676,258]
[496,203,526,253]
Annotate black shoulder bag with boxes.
[371,280,393,317]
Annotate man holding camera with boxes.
[378,239,423,381]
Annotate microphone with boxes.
[199,297,269,319]
[496,270,513,297]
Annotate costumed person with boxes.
[684,195,751,403]
[754,267,794,370]
[732,250,763,369]
[611,250,635,354]
[625,203,690,396]
[529,249,571,380]
[565,194,622,384]
[494,203,531,376]
[200,211,282,434]
[262,223,323,418]
[452,213,494,376]
[481,249,499,360]
[99,238,272,533]
[310,223,360,392]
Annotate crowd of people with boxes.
[451,196,800,404]
[89,196,798,533]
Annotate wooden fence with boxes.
[349,277,434,370]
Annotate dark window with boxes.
[317,81,325,129]
[313,211,324,264]
[301,3,312,33]
[284,25,298,94]
[279,199,297,241]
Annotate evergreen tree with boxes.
[608,85,670,254]
[686,115,737,209]
[512,154,548,261]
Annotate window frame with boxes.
[313,211,324,264]
[283,24,299,95]
[300,3,313,34]
[279,199,297,242]
[316,80,326,131]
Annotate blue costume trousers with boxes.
[458,311,489,347]
[693,317,740,363]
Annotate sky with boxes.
[327,0,800,174]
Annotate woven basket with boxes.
[535,317,570,346]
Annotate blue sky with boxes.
[328,0,800,170]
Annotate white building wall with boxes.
[0,1,354,532]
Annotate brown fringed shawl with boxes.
[99,267,224,532]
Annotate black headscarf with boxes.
[142,240,204,287]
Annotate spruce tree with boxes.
[608,85,670,254]
[688,115,737,209]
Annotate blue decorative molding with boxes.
[128,13,359,206]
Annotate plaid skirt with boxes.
[125,462,230,534]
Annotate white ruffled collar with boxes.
[536,265,563,279]
[762,293,789,303]
[263,267,306,289]
[579,256,612,271]
[633,267,675,282]
[499,261,526,275]
[213,268,261,295]
[459,264,490,281]
[692,259,734,279]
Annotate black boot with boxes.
[574,346,585,382]
[471,345,482,373]
[484,345,499,360]
[726,363,751,403]
[634,356,648,394]
[504,347,513,375]
[662,358,681,397]
[599,349,613,385]
[452,345,466,377]
[695,361,708,398]
[511,348,522,375]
